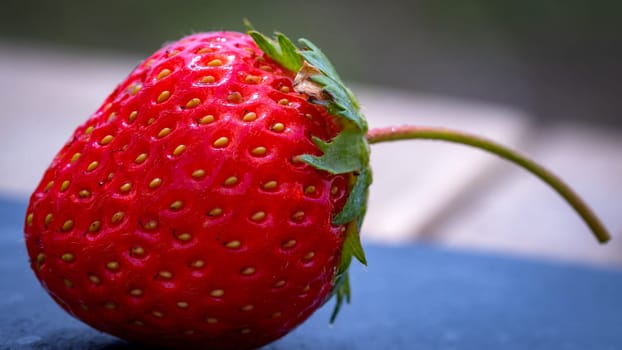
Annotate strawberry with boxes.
[24,29,370,349]
[24,25,610,350]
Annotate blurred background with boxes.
[2,0,621,127]
[1,1,621,266]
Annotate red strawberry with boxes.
[24,30,370,349]
[24,25,610,350]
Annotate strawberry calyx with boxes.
[247,26,371,321]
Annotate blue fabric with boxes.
[2,196,621,349]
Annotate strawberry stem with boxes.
[366,125,611,243]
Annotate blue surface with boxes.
[2,195,621,349]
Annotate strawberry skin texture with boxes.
[24,32,352,349]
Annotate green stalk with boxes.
[366,126,611,243]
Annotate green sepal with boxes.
[297,38,343,83]
[247,31,303,72]
[327,217,368,322]
[339,218,368,273]
[242,18,255,32]
[299,123,370,175]
[334,168,372,226]
[309,75,367,132]
[298,39,366,132]
[328,272,351,324]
